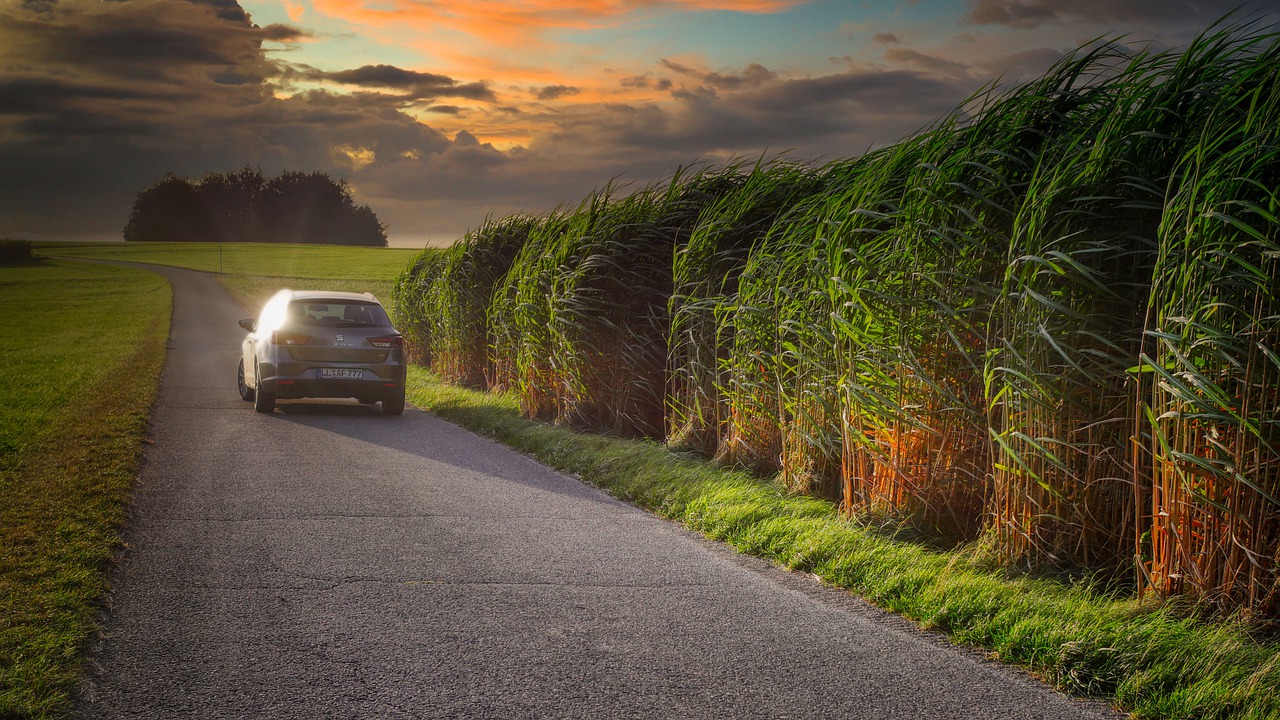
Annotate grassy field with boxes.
[407,370,1280,720]
[36,241,418,281]
[36,241,418,317]
[0,259,170,718]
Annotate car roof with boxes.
[286,290,381,304]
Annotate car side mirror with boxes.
[238,318,256,332]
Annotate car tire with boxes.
[253,362,275,413]
[382,390,405,416]
[237,358,255,401]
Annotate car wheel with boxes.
[382,390,405,416]
[253,362,275,413]
[237,358,255,401]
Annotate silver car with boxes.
[237,290,407,415]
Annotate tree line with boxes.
[123,167,387,246]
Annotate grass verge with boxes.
[407,368,1280,720]
[0,260,171,718]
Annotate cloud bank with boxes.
[3,0,1276,244]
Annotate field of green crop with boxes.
[395,24,1280,625]
[0,259,170,718]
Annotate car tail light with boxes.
[368,335,403,349]
[271,331,313,346]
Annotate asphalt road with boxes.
[75,264,1122,719]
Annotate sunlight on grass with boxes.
[0,259,170,718]
[0,260,168,466]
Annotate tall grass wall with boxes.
[395,25,1280,620]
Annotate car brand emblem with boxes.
[335,334,344,342]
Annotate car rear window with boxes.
[289,301,390,328]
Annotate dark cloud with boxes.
[0,76,181,116]
[659,60,778,91]
[309,64,496,101]
[526,68,970,166]
[261,23,311,42]
[9,0,1259,245]
[19,0,55,17]
[535,85,581,100]
[966,0,1266,29]
[967,0,1056,28]
[348,63,978,237]
[0,0,489,238]
[188,0,251,23]
[323,64,451,89]
[0,0,982,242]
[0,0,274,146]
[619,75,673,91]
[884,48,971,77]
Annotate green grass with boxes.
[35,241,419,282]
[0,259,170,718]
[406,368,1280,720]
[35,241,406,319]
[0,261,169,463]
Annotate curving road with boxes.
[76,264,1122,719]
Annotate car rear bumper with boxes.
[258,360,406,400]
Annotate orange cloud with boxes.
[310,0,806,48]
[283,0,305,22]
[292,1,807,153]
[301,0,808,116]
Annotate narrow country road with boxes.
[76,264,1121,719]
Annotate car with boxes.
[236,289,407,415]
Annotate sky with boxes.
[3,0,1279,247]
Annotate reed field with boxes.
[395,23,1280,623]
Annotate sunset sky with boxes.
[3,0,1278,246]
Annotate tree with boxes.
[123,175,208,242]
[195,166,265,243]
[124,168,388,246]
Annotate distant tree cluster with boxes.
[124,167,387,247]
[0,239,33,264]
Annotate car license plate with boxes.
[318,368,363,380]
